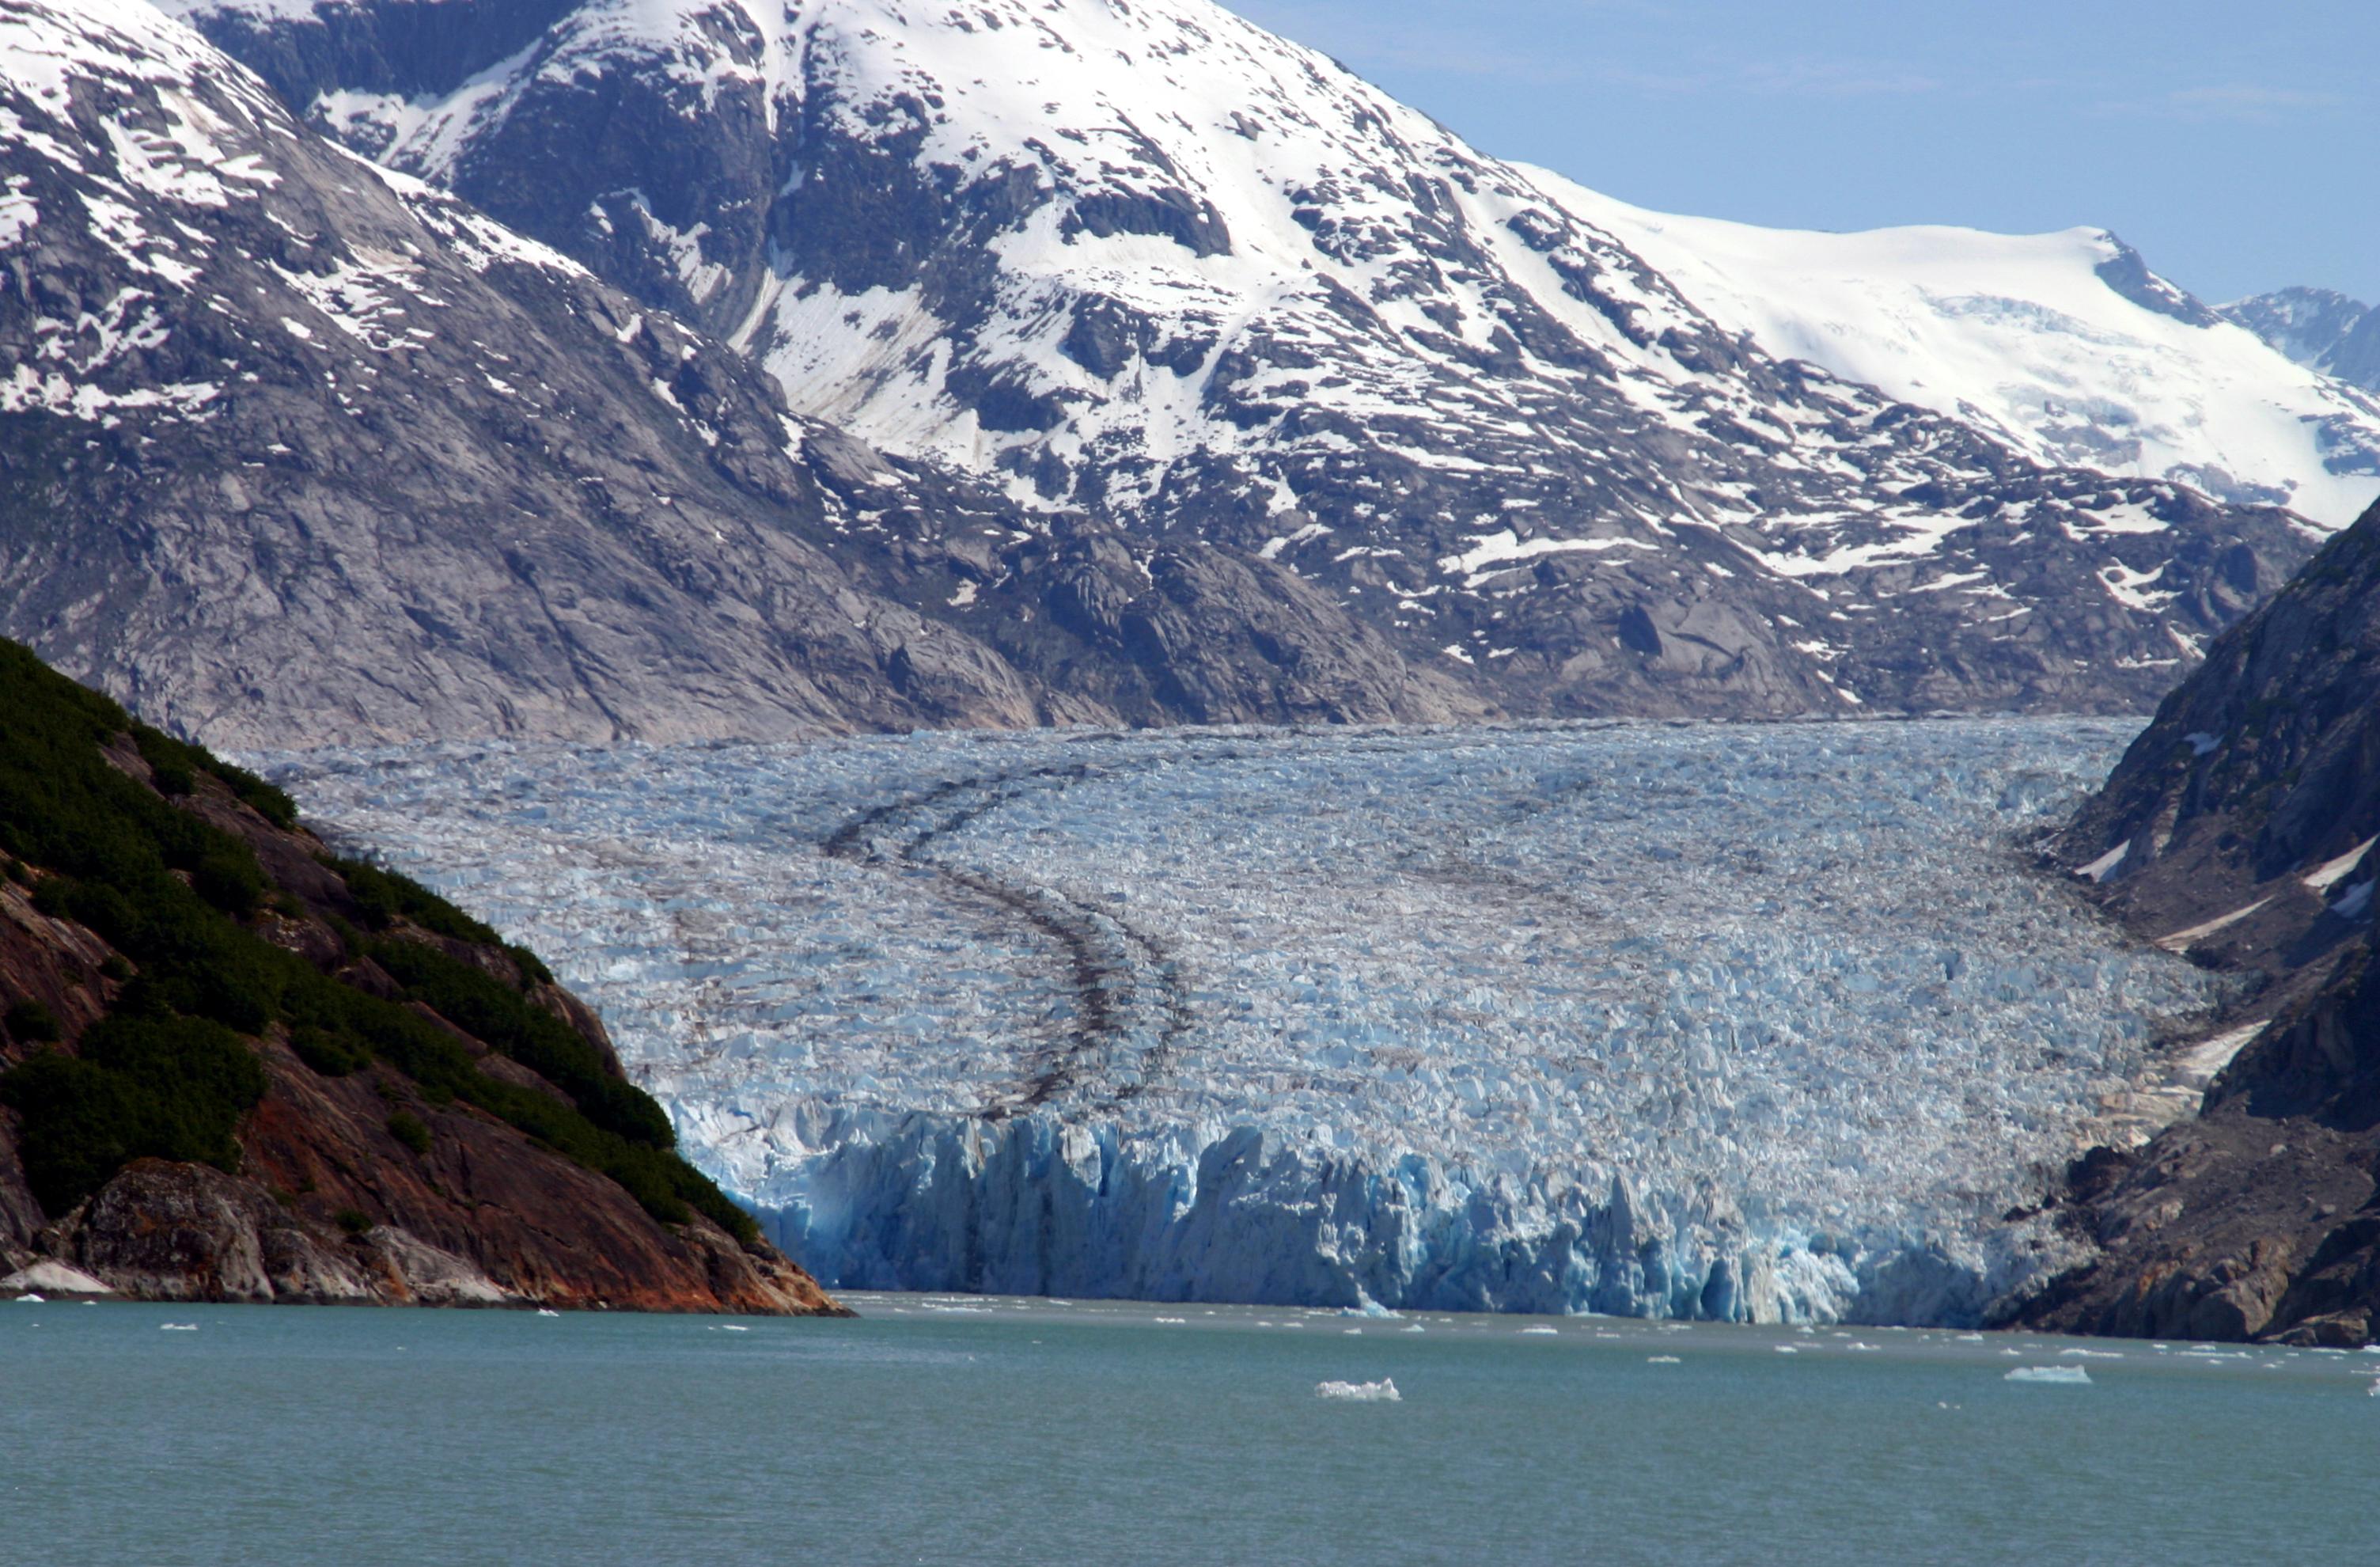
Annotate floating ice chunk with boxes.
[2058,1348,2121,1359]
[1154,1317,1186,1325]
[1316,1378,1400,1402]
[721,1324,748,1332]
[13,1293,42,1304]
[536,1308,560,1318]
[160,1322,197,1331]
[1647,1355,1681,1364]
[2005,1365,2091,1384]
[1774,1345,1799,1353]
[1519,1326,1559,1336]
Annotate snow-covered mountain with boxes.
[1536,182,2380,528]
[2223,286,2380,396]
[0,0,1472,745]
[172,0,2329,719]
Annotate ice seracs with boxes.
[268,716,2225,1327]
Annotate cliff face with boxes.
[2014,502,2380,1345]
[0,639,843,1313]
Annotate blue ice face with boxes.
[263,717,2221,1322]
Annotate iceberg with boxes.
[2005,1365,2093,1385]
[1316,1379,1400,1402]
[262,718,2225,1326]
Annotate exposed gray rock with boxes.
[0,1,1464,749]
[165,0,2329,722]
[2018,500,2380,1344]
[64,1159,380,1303]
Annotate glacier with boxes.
[261,719,2229,1325]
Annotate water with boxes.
[6,1298,2372,1564]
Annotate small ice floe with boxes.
[160,1323,198,1332]
[1343,1328,1363,1336]
[2359,1345,2380,1355]
[1401,1324,1425,1334]
[2005,1366,2091,1385]
[1153,1316,1187,1325]
[721,1325,748,1333]
[1774,1345,1799,1354]
[1519,1326,1558,1336]
[2059,1348,2121,1359]
[536,1308,561,1318]
[1846,1342,1879,1352]
[13,1294,42,1304]
[1646,1355,1681,1364]
[1956,1334,1985,1343]
[1316,1378,1400,1402]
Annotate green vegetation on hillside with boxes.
[0,638,756,1243]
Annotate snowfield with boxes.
[265,719,2227,1325]
[1541,174,2380,527]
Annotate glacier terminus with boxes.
[266,719,2229,1326]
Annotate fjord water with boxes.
[5,1300,2371,1564]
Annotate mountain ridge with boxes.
[0,0,1473,747]
[2224,285,2380,397]
[156,0,2335,727]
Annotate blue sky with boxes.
[1234,0,2379,305]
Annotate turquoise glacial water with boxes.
[2,1295,2373,1565]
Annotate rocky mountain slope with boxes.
[168,0,2330,722]
[0,634,845,1311]
[2014,499,2379,1344]
[2226,286,2380,396]
[0,0,1469,749]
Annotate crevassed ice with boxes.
[260,719,2223,1325]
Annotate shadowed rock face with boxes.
[0,1,1467,749]
[2014,501,2380,1345]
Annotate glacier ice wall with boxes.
[261,719,2226,1324]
